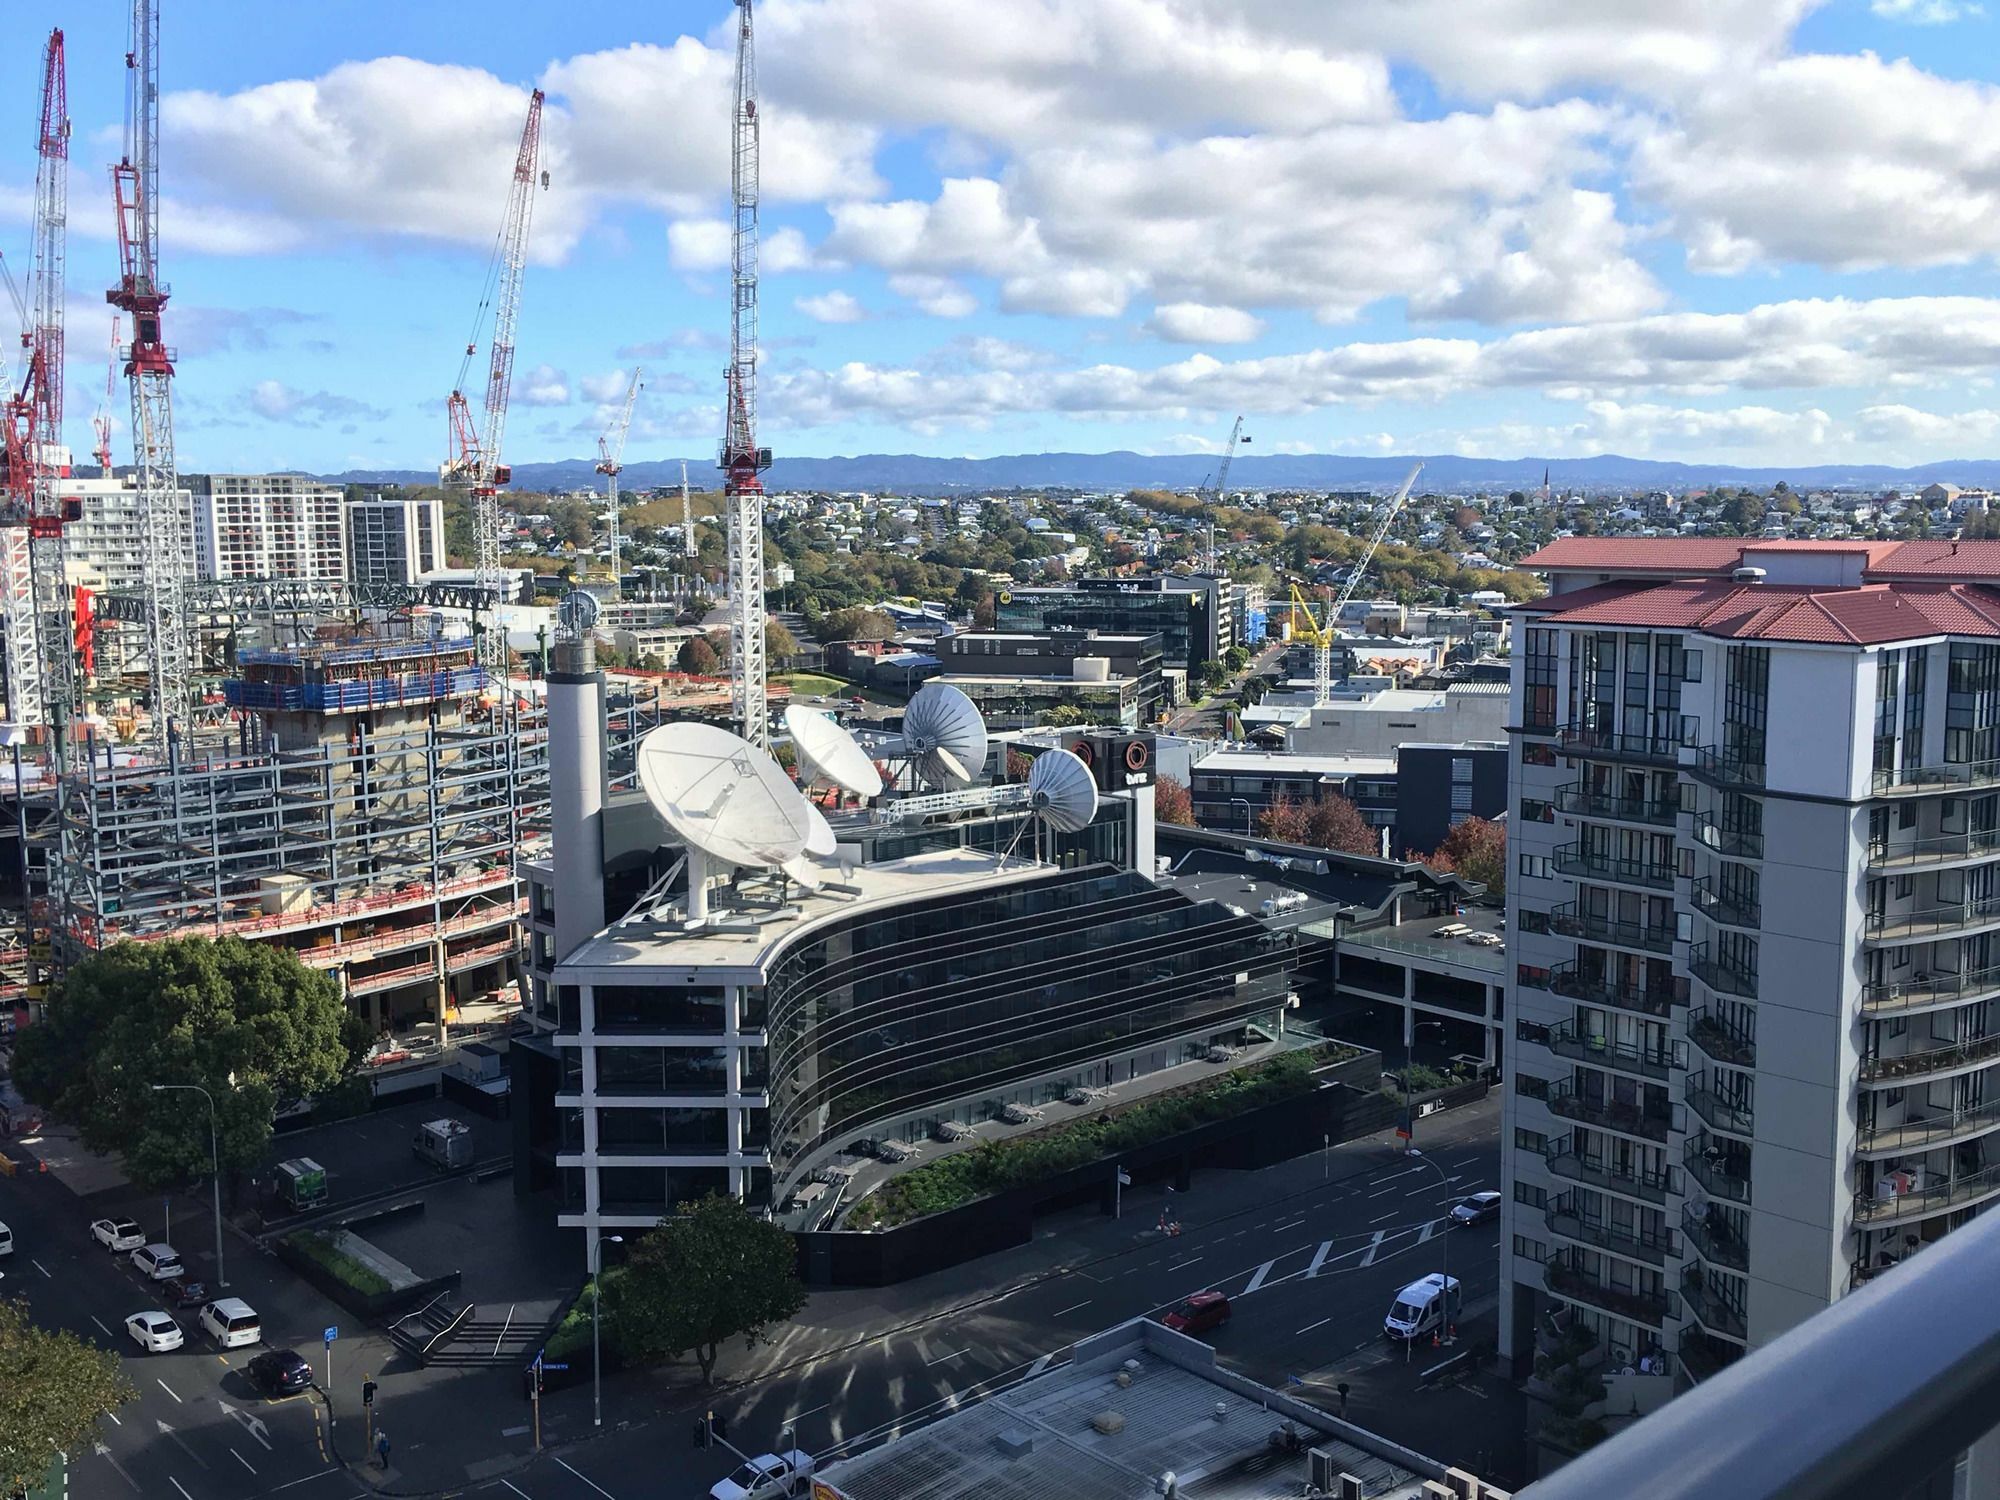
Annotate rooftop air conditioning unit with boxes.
[1732,566,1767,584]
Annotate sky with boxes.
[7,0,2000,474]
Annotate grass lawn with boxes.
[283,1230,392,1297]
[775,672,850,697]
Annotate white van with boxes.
[198,1297,262,1349]
[1384,1273,1460,1342]
[0,1220,12,1257]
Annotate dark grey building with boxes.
[995,576,1222,676]
[1394,742,1508,856]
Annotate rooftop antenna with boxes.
[887,681,988,789]
[636,721,814,923]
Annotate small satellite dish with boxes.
[1027,748,1098,833]
[636,722,815,872]
[556,590,599,638]
[900,682,988,789]
[802,799,838,859]
[785,706,883,799]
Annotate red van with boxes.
[1161,1291,1231,1337]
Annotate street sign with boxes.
[1115,1168,1131,1186]
[542,1362,570,1372]
[323,1325,338,1344]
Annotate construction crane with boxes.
[107,0,189,750]
[26,27,73,745]
[594,367,641,587]
[721,0,774,750]
[1305,461,1422,705]
[680,460,698,562]
[1205,415,1248,573]
[444,89,547,673]
[92,317,118,474]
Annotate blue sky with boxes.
[8,0,2000,474]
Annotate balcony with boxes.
[1546,1022,1675,1081]
[1856,1161,2000,1226]
[1555,784,1677,828]
[1690,877,1760,931]
[1548,1078,1673,1143]
[1857,1094,2000,1156]
[1548,962,1687,1021]
[1860,1029,2000,1087]
[1863,961,2000,1018]
[1688,942,1757,1000]
[1686,1075,1755,1139]
[1545,1198,1673,1266]
[1542,1255,1672,1328]
[1871,756,2000,798]
[1680,1268,1748,1342]
[1682,1204,1749,1272]
[1687,1006,1756,1069]
[1685,745,1765,790]
[1551,904,1675,956]
[1676,1328,1745,1385]
[1866,893,2000,944]
[1684,1137,1752,1203]
[1558,724,1684,768]
[1554,845,1677,891]
[1867,825,2000,872]
[1689,813,1763,861]
[1543,1140,1674,1206]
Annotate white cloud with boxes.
[795,290,867,324]
[889,274,978,318]
[1146,303,1267,344]
[1871,0,1981,21]
[518,365,572,406]
[667,218,732,272]
[579,370,636,404]
[1855,403,2000,446]
[246,380,388,426]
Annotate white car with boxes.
[130,1243,184,1280]
[709,1450,815,1500]
[125,1311,184,1353]
[91,1218,146,1253]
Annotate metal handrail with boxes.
[1689,941,1758,999]
[1542,1254,1671,1327]
[1545,1199,1673,1265]
[1870,756,2000,796]
[1690,877,1761,929]
[1686,745,1765,789]
[1543,1140,1673,1205]
[1866,892,2000,941]
[1555,784,1677,826]
[1860,1030,2000,1084]
[1689,812,1764,860]
[1547,962,1687,1019]
[1551,904,1675,955]
[1688,1005,1757,1068]
[1557,724,1686,765]
[1680,1268,1748,1341]
[1867,825,2000,869]
[1855,1160,2000,1225]
[1858,1093,2000,1154]
[1555,845,1677,890]
[1548,1078,1673,1142]
[1687,1075,1755,1138]
[1863,962,2000,1016]
[1682,1204,1749,1272]
[1684,1137,1751,1203]
[1547,1023,1674,1081]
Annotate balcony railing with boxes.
[1867,825,2000,871]
[1871,756,2000,797]
[1542,1255,1672,1328]
[1689,941,1758,1000]
[1862,961,2000,1017]
[1685,1137,1752,1203]
[1551,903,1675,955]
[1682,1204,1749,1272]
[1685,745,1765,790]
[1555,845,1677,890]
[1855,1160,2000,1225]
[1546,1022,1675,1081]
[1548,962,1687,1020]
[1866,892,2000,943]
[1555,784,1677,827]
[1674,1328,1744,1386]
[1860,1029,2000,1086]
[1686,1075,1755,1139]
[1543,1140,1674,1205]
[1548,1078,1673,1142]
[1689,813,1764,861]
[1688,1006,1756,1069]
[1690,877,1761,930]
[1545,1199,1674,1266]
[1558,724,1685,767]
[1681,1268,1749,1341]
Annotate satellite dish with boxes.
[1027,748,1098,833]
[802,800,838,859]
[780,853,825,892]
[900,682,988,789]
[636,722,815,872]
[785,706,883,799]
[557,590,599,638]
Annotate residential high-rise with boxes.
[190,473,346,582]
[1500,537,2000,1399]
[346,489,446,587]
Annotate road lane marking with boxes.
[30,1258,49,1278]
[91,1442,141,1493]
[158,1378,183,1403]
[1359,1230,1388,1267]
[1419,1220,1437,1243]
[1242,1259,1277,1295]
[1369,1211,1397,1224]
[1166,1256,1203,1272]
[1368,1185,1397,1197]
[232,1451,256,1475]
[1274,1218,1306,1233]
[269,1472,341,1492]
[554,1457,619,1500]
[1306,1241,1335,1277]
[1296,1317,1331,1335]
[91,1315,114,1338]
[1028,1354,1055,1377]
[924,1348,969,1365]
[169,1480,195,1500]
[786,1400,831,1421]
[1052,1300,1092,1317]
[501,1482,533,1500]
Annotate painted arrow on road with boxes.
[216,1399,273,1450]
[92,1442,141,1493]
[156,1419,210,1469]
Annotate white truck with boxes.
[708,1449,815,1500]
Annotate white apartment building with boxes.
[191,474,345,582]
[346,490,445,587]
[1500,536,2000,1407]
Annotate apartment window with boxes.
[1513,1181,1549,1211]
[1451,783,1475,811]
[1513,1236,1548,1263]
[1947,643,2000,768]
[1724,645,1770,772]
[1516,963,1551,989]
[1516,1019,1551,1045]
[1514,1127,1548,1155]
[1523,628,1558,729]
[1518,854,1551,880]
[1517,1073,1550,1101]
[1518,909,1550,935]
[1521,799,1555,824]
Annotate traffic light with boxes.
[362,1379,377,1408]
[692,1415,710,1450]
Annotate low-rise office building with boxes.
[937,630,1165,723]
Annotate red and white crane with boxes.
[92,317,119,475]
[444,89,547,672]
[108,0,190,749]
[594,367,641,587]
[721,0,774,750]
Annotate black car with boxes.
[161,1276,209,1310]
[1449,1190,1503,1227]
[246,1349,313,1399]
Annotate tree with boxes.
[13,938,360,1192]
[608,1194,807,1383]
[1039,704,1090,728]
[1224,644,1251,671]
[0,1298,137,1496]
[819,606,896,643]
[1302,791,1379,856]
[1154,774,1196,827]
[1417,816,1507,896]
[1199,660,1230,692]
[677,635,720,675]
[1259,791,1308,843]
[764,616,799,663]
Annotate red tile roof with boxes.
[1870,541,2000,581]
[1520,536,2000,586]
[1516,538,1752,574]
[1538,580,2000,646]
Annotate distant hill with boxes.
[310,451,2000,496]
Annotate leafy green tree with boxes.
[609,1195,807,1383]
[764,616,800,663]
[13,938,360,1191]
[819,606,896,643]
[677,635,720,675]
[0,1299,137,1497]
[1224,644,1251,671]
[1038,704,1090,728]
[1200,660,1230,692]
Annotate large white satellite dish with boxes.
[637,722,815,873]
[899,682,989,789]
[1027,748,1099,833]
[802,799,839,859]
[785,705,883,799]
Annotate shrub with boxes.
[283,1231,391,1296]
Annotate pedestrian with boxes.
[376,1430,391,1470]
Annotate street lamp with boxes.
[1229,797,1253,836]
[151,1083,225,1289]
[1405,1148,1454,1346]
[592,1233,625,1428]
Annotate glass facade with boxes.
[995,582,1214,674]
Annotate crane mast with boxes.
[721,0,773,750]
[1206,415,1246,572]
[681,461,697,562]
[92,317,118,474]
[594,368,641,587]
[1316,462,1422,706]
[108,0,189,750]
[28,27,74,745]
[445,89,546,673]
